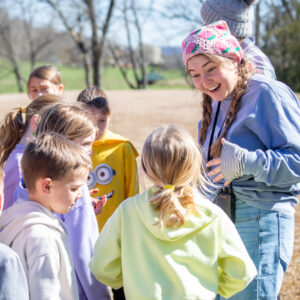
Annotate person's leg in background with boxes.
[112,287,126,300]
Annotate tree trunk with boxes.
[255,2,261,46]
[12,62,23,92]
[82,53,91,86]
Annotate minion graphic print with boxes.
[89,130,139,232]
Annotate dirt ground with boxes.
[0,90,299,299]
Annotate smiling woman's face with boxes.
[187,55,238,102]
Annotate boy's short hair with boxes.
[21,132,92,192]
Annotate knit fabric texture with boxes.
[200,0,258,39]
[182,20,243,67]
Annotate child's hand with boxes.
[92,195,107,215]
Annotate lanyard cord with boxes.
[207,102,221,161]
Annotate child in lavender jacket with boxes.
[13,102,111,300]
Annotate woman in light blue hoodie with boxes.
[182,21,300,299]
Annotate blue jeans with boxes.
[218,200,294,300]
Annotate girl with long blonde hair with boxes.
[90,124,256,300]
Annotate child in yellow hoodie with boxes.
[77,87,139,232]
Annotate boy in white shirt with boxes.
[0,132,92,300]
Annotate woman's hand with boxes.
[207,138,246,185]
[206,157,230,187]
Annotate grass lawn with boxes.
[0,60,188,93]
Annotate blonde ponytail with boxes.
[141,125,210,228]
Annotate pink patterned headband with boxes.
[182,20,243,67]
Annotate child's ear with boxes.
[41,178,53,194]
[30,114,40,132]
[106,114,111,126]
[57,84,64,95]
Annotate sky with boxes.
[5,0,265,49]
[5,0,202,48]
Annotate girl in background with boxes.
[27,65,64,100]
[89,124,257,300]
[182,21,300,299]
[0,95,62,209]
[14,102,111,300]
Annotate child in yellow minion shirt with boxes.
[77,87,139,233]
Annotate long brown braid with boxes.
[199,58,252,158]
[199,93,212,145]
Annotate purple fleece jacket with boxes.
[3,144,25,210]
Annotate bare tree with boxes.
[262,0,300,91]
[158,0,203,24]
[109,0,151,89]
[254,1,261,46]
[19,1,54,70]
[0,10,24,92]
[281,0,295,22]
[42,0,115,87]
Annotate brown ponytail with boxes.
[0,94,62,167]
[0,108,25,166]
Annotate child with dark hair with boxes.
[77,87,139,231]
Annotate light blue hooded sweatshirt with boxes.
[200,74,300,214]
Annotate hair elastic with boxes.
[164,184,175,191]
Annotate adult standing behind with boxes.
[27,65,64,100]
[201,0,276,79]
[182,21,300,299]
